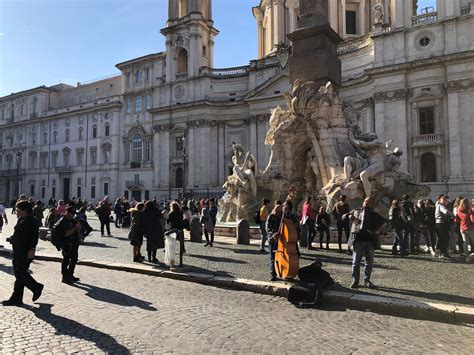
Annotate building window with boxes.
[419,107,435,135]
[176,137,183,154]
[124,142,131,163]
[91,185,96,199]
[91,177,96,185]
[144,140,151,161]
[135,70,142,83]
[175,167,183,188]
[103,150,110,164]
[52,154,57,168]
[79,127,84,140]
[43,132,47,145]
[11,104,15,119]
[41,187,46,199]
[105,123,110,137]
[202,45,207,56]
[146,95,151,110]
[77,150,83,165]
[145,68,150,81]
[90,148,97,165]
[20,104,24,116]
[1,109,4,120]
[126,72,131,86]
[126,97,132,113]
[177,48,188,75]
[77,186,82,198]
[52,131,57,144]
[103,182,109,196]
[420,152,437,182]
[145,190,150,200]
[32,97,37,114]
[92,125,97,139]
[52,186,56,198]
[65,129,70,142]
[40,154,47,167]
[346,11,357,35]
[132,133,143,162]
[30,184,35,197]
[135,96,142,112]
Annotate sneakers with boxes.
[364,280,377,289]
[32,284,44,302]
[350,280,359,289]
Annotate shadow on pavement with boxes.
[187,253,248,264]
[31,303,131,354]
[70,282,157,311]
[0,262,14,275]
[376,286,474,306]
[81,241,118,249]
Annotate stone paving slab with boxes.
[1,210,473,308]
[1,256,474,353]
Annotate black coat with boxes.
[143,208,165,250]
[168,210,184,230]
[11,214,39,262]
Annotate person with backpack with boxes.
[96,197,112,237]
[2,200,44,306]
[52,206,82,284]
[201,200,214,247]
[257,199,270,252]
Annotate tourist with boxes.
[266,200,283,281]
[316,206,331,249]
[452,196,465,254]
[129,202,145,263]
[33,200,44,227]
[168,201,186,254]
[435,195,454,259]
[10,198,17,214]
[45,207,60,229]
[258,199,270,252]
[423,199,437,255]
[114,198,123,228]
[200,200,214,247]
[0,201,7,236]
[333,195,350,253]
[57,200,66,216]
[389,199,406,256]
[414,199,434,254]
[76,206,93,241]
[54,206,82,284]
[401,195,416,254]
[455,198,474,262]
[96,197,112,237]
[121,199,131,228]
[2,201,44,306]
[182,205,192,230]
[301,196,316,250]
[346,197,386,289]
[209,198,218,230]
[143,201,165,263]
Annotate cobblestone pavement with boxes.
[1,210,474,307]
[1,255,474,354]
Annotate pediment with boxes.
[245,72,290,101]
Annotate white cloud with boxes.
[0,33,5,36]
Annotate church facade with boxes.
[1,0,474,203]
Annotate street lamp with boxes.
[15,152,21,199]
[181,133,187,199]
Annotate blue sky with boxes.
[0,0,258,96]
[0,0,438,97]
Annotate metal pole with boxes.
[182,133,186,199]
[15,154,20,198]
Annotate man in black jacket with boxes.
[2,201,44,306]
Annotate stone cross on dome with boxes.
[298,0,329,28]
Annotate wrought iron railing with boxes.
[412,12,438,27]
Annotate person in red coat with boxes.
[455,198,474,262]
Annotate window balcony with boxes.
[412,133,443,147]
[412,12,438,27]
[130,162,141,169]
[126,180,144,188]
[55,166,74,174]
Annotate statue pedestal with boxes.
[373,22,383,35]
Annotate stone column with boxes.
[366,98,375,133]
[374,100,385,141]
[153,128,160,188]
[165,39,174,83]
[189,29,199,77]
[444,0,461,18]
[200,125,211,186]
[447,91,462,180]
[391,0,405,29]
[187,125,195,188]
[249,116,257,158]
[160,130,171,189]
[274,0,285,45]
[329,0,338,32]
[218,123,225,184]
[256,13,264,59]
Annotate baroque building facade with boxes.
[1,0,474,203]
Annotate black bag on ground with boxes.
[287,284,322,308]
[298,261,335,289]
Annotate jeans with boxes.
[62,242,79,279]
[461,230,473,256]
[259,221,267,250]
[318,227,330,247]
[436,223,449,255]
[337,221,350,250]
[306,219,316,247]
[99,216,111,235]
[352,240,375,283]
[269,239,277,278]
[392,228,406,254]
[115,213,123,228]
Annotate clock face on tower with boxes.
[175,85,185,99]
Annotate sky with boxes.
[0,0,438,97]
[0,0,258,97]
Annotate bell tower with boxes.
[161,0,218,82]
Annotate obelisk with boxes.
[287,0,342,90]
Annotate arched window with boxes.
[175,167,183,188]
[79,127,84,140]
[105,123,110,137]
[135,70,142,83]
[177,48,188,75]
[53,131,58,143]
[92,125,97,139]
[11,104,15,119]
[65,129,70,142]
[132,133,143,162]
[420,152,437,182]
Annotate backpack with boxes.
[254,210,261,224]
[50,217,66,251]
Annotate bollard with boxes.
[299,223,308,248]
[237,219,250,245]
[190,216,202,243]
